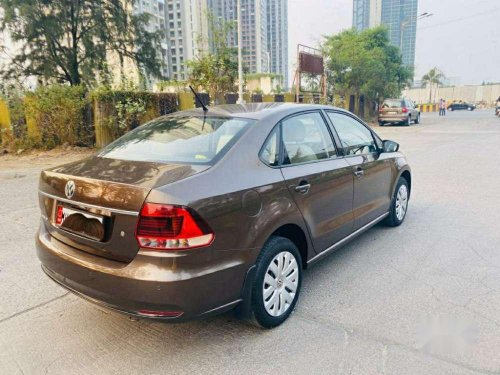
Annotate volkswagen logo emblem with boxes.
[65,180,76,199]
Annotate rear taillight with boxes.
[402,107,408,113]
[56,205,64,225]
[135,203,214,250]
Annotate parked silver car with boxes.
[379,98,420,126]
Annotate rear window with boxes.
[98,116,255,164]
[382,100,404,108]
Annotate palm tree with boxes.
[421,68,445,103]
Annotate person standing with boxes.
[439,98,446,116]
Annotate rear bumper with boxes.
[378,115,407,123]
[36,222,251,321]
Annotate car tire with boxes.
[385,177,409,227]
[405,116,411,126]
[379,121,384,127]
[251,236,302,328]
[415,114,420,124]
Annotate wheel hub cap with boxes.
[395,184,408,221]
[262,251,299,317]
[277,278,284,288]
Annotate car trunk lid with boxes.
[39,156,208,262]
[381,100,404,115]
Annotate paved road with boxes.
[1,110,500,374]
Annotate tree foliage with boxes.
[323,27,413,101]
[421,67,444,88]
[186,14,238,103]
[0,0,163,87]
[421,67,445,103]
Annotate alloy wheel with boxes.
[395,184,408,221]
[262,251,299,317]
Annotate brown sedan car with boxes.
[36,103,411,328]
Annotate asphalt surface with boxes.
[1,110,500,374]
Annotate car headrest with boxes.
[283,119,306,143]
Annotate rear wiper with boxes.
[189,85,208,131]
[189,86,208,113]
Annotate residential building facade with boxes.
[165,0,209,80]
[133,0,170,79]
[267,0,288,87]
[133,0,209,82]
[353,0,418,68]
[208,0,269,74]
[133,0,288,86]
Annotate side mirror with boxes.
[382,140,399,153]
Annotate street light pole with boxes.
[237,0,244,104]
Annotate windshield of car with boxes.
[382,100,404,108]
[98,115,255,164]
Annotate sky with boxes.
[288,0,500,85]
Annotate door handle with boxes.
[294,180,311,194]
[353,167,364,178]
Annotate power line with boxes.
[419,6,500,31]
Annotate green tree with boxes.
[302,73,321,92]
[421,67,445,103]
[0,0,163,87]
[186,13,238,103]
[323,26,412,104]
[272,85,284,95]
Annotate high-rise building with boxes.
[134,0,209,82]
[208,0,269,74]
[133,0,170,79]
[207,0,288,86]
[267,0,288,87]
[165,0,209,81]
[134,0,289,86]
[353,0,418,68]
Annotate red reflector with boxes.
[402,107,408,113]
[56,205,64,225]
[137,310,183,318]
[135,203,214,250]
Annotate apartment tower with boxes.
[353,0,418,68]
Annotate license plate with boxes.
[388,111,397,115]
[55,205,105,241]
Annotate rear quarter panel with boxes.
[145,113,315,264]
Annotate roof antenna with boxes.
[189,86,208,113]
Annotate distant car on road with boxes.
[378,98,420,126]
[447,102,476,111]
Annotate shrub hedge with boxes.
[91,88,178,148]
[0,98,11,146]
[24,85,91,148]
[2,85,300,150]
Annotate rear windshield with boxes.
[98,116,255,164]
[382,100,403,108]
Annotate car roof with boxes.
[174,102,349,121]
